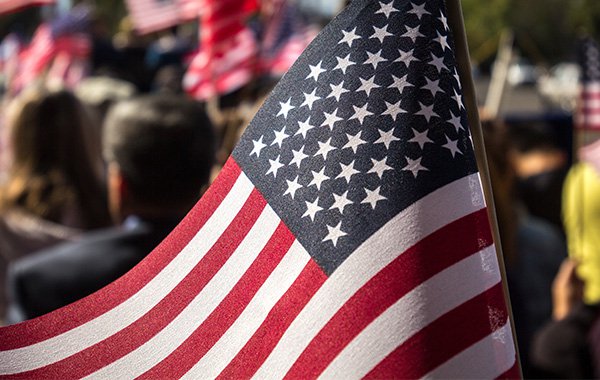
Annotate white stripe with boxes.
[584,82,600,93]
[252,173,486,379]
[182,240,311,379]
[578,113,600,127]
[0,173,254,375]
[319,245,501,379]
[86,205,280,379]
[423,321,516,379]
[582,97,600,109]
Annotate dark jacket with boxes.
[5,216,179,324]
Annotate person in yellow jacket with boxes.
[563,161,600,304]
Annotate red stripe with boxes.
[216,260,327,379]
[496,359,521,379]
[284,208,492,379]
[0,158,242,350]
[140,222,295,379]
[365,283,508,379]
[2,188,266,379]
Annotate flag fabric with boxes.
[183,0,259,100]
[0,0,519,378]
[258,0,318,77]
[0,0,54,15]
[577,37,600,129]
[125,0,185,35]
[10,5,92,93]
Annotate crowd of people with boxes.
[1,5,600,380]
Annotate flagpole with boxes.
[445,0,523,375]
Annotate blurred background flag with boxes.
[125,0,185,35]
[0,0,55,15]
[576,37,600,129]
[183,0,259,100]
[0,0,519,378]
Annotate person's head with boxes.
[102,94,215,223]
[0,85,110,228]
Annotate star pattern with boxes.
[234,0,477,270]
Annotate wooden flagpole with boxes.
[445,0,523,375]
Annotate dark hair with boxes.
[0,87,111,229]
[102,94,216,208]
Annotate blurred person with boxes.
[507,121,569,235]
[0,86,111,322]
[530,259,596,378]
[483,121,567,377]
[5,94,216,323]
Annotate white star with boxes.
[336,160,360,183]
[356,75,380,96]
[429,53,447,73]
[315,137,336,160]
[390,74,413,94]
[306,60,326,81]
[362,186,387,209]
[321,109,343,130]
[250,136,267,157]
[343,131,367,153]
[364,50,386,70]
[375,128,400,149]
[371,25,392,43]
[453,88,465,109]
[302,197,323,221]
[328,81,349,102]
[277,98,294,118]
[376,1,399,18]
[301,88,321,110]
[443,136,462,157]
[395,49,419,67]
[382,100,407,121]
[289,146,309,168]
[271,126,289,148]
[402,25,424,43]
[308,167,330,190]
[409,128,433,149]
[403,156,428,177]
[330,190,353,214]
[349,103,373,124]
[452,68,461,84]
[368,157,393,178]
[439,10,449,30]
[408,2,431,20]
[416,102,439,122]
[296,117,315,138]
[448,111,463,132]
[422,77,443,97]
[283,176,302,199]
[266,155,284,178]
[334,53,355,74]
[339,27,360,47]
[437,31,450,51]
[323,221,347,247]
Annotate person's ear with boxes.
[107,162,129,223]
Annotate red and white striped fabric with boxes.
[10,24,55,93]
[125,0,184,35]
[0,159,517,378]
[183,0,258,100]
[577,37,600,129]
[0,0,54,15]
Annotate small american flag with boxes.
[0,0,519,378]
[577,37,600,129]
[0,0,54,15]
[183,0,259,100]
[125,0,185,35]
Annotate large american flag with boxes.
[577,37,600,129]
[0,0,519,378]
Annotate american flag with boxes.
[0,0,519,378]
[125,0,187,35]
[183,0,259,100]
[577,37,600,129]
[0,0,54,15]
